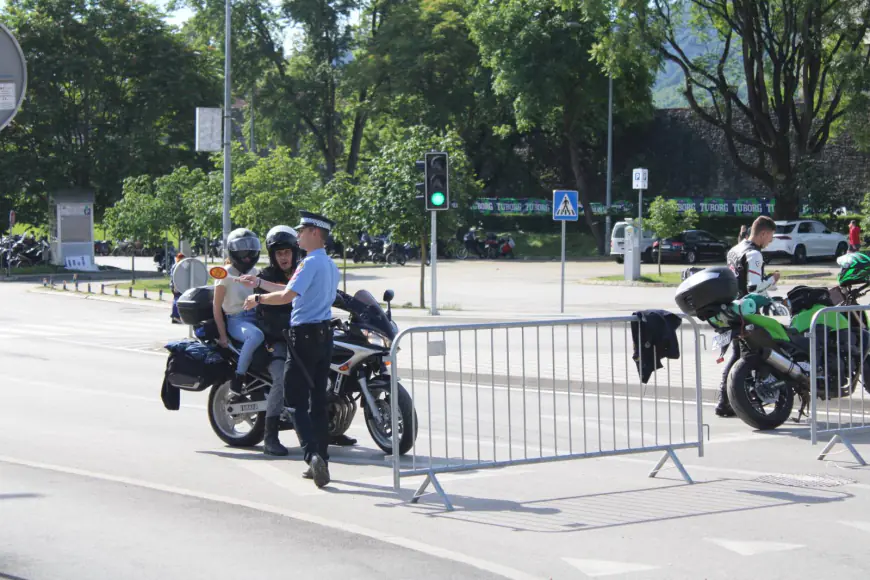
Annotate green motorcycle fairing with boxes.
[743,314,790,341]
[790,304,851,333]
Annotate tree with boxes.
[469,0,656,251]
[103,176,165,248]
[152,167,205,246]
[320,172,363,292]
[357,126,482,308]
[0,0,221,222]
[646,196,699,274]
[230,147,322,235]
[631,0,870,218]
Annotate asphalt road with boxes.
[4,270,870,580]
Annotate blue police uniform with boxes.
[283,211,340,486]
[287,248,339,326]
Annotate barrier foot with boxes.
[818,434,867,466]
[410,470,454,511]
[649,448,694,484]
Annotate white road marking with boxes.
[562,557,658,577]
[840,520,870,532]
[705,538,803,556]
[0,455,538,580]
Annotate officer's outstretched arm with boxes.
[259,287,297,306]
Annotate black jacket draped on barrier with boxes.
[631,310,682,384]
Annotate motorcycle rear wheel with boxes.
[727,356,794,430]
[207,381,266,447]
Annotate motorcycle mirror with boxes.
[383,289,394,303]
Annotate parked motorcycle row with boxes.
[1,233,51,268]
[676,252,870,431]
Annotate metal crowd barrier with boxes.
[808,304,870,466]
[388,313,706,510]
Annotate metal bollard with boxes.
[114,286,119,296]
[159,289,163,301]
[50,277,55,289]
[42,278,48,287]
[87,282,91,293]
[101,283,105,295]
[62,280,67,291]
[128,287,133,297]
[74,280,79,292]
[143,288,148,300]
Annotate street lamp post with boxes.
[605,74,613,253]
[222,0,232,254]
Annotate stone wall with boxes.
[608,108,870,210]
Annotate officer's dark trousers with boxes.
[719,338,741,401]
[284,323,333,463]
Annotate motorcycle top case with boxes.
[675,267,738,320]
[177,286,215,325]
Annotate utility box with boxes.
[48,189,97,270]
[623,225,641,281]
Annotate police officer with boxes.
[718,215,780,417]
[243,211,340,488]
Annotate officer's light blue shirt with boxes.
[287,248,339,326]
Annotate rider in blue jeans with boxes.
[213,228,264,395]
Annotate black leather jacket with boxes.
[255,265,293,342]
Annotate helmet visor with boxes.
[228,237,261,252]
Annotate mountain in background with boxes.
[652,19,747,109]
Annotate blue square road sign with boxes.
[552,190,579,222]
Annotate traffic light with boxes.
[425,152,449,211]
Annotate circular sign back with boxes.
[0,22,27,132]
[172,258,210,294]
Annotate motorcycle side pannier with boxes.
[675,267,738,320]
[177,286,215,325]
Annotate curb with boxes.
[3,270,166,283]
[582,271,833,288]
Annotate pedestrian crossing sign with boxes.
[552,190,579,221]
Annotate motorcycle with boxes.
[175,286,418,455]
[676,267,870,430]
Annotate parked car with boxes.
[762,220,849,264]
[651,229,728,264]
[610,221,654,264]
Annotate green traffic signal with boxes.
[430,192,446,206]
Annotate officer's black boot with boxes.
[715,386,736,417]
[263,417,288,456]
[229,374,244,395]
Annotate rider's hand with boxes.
[218,335,229,348]
[243,295,258,310]
[238,274,258,288]
[773,271,781,282]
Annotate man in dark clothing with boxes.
[250,224,356,457]
[718,216,780,417]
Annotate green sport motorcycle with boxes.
[676,267,870,430]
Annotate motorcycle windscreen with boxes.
[351,290,395,339]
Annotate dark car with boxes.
[651,230,727,264]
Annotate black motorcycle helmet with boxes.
[227,228,261,274]
[265,225,300,273]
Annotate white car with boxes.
[762,220,849,264]
[610,221,655,263]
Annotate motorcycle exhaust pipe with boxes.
[761,349,809,385]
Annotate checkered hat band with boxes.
[302,217,331,230]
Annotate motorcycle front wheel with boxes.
[727,356,794,430]
[363,383,418,455]
[207,381,266,447]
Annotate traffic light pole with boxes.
[430,210,438,316]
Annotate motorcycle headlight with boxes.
[362,329,390,349]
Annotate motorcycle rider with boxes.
[718,215,781,416]
[241,225,356,456]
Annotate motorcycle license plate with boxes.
[712,331,731,350]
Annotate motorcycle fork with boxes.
[357,374,381,418]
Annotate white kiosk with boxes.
[623,222,641,281]
[48,189,97,271]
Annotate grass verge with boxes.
[592,269,822,286]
